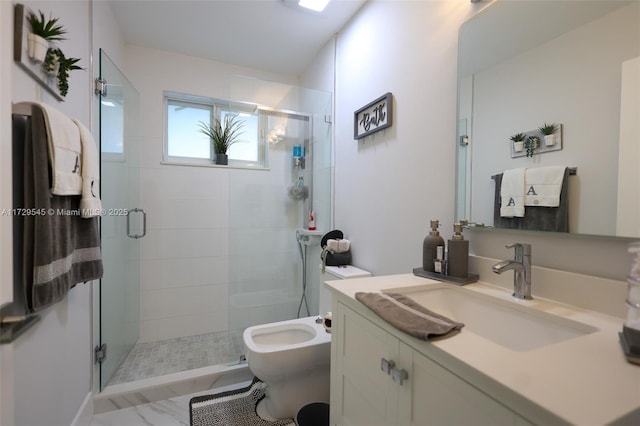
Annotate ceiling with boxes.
[108,0,367,76]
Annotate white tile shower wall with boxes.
[228,145,306,329]
[124,45,302,342]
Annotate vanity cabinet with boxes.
[330,299,534,426]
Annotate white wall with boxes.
[1,2,15,424]
[332,0,476,276]
[4,1,95,425]
[617,56,640,237]
[324,0,633,301]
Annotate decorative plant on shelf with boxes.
[26,9,67,62]
[198,115,245,165]
[509,132,526,152]
[43,48,82,97]
[539,122,558,146]
[43,47,60,76]
[525,135,540,158]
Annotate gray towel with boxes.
[21,107,103,313]
[355,292,464,340]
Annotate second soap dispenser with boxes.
[422,220,445,272]
[447,223,469,278]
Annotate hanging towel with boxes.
[500,168,526,217]
[21,107,103,313]
[355,292,464,340]
[71,118,102,217]
[19,102,83,195]
[493,169,570,233]
[525,166,567,207]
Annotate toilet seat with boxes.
[244,317,329,354]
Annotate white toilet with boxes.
[243,316,330,420]
[242,264,371,420]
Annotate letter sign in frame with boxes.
[354,92,393,140]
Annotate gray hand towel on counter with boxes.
[355,292,464,340]
[21,106,103,313]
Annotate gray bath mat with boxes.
[189,378,295,426]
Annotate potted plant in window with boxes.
[509,133,526,153]
[539,122,558,146]
[198,115,245,165]
[26,9,67,63]
[525,135,540,158]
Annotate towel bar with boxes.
[491,167,577,180]
[12,102,33,116]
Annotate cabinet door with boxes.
[397,342,517,426]
[331,302,400,426]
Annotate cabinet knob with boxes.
[391,366,409,386]
[380,357,395,375]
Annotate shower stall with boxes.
[97,52,333,390]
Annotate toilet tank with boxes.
[318,265,371,314]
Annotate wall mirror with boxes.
[456,0,640,238]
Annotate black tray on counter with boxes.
[412,268,479,286]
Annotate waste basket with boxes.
[295,402,329,426]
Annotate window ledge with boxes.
[160,160,270,171]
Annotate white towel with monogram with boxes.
[30,102,83,195]
[72,118,102,217]
[525,166,566,207]
[500,168,526,217]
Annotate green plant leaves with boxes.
[27,9,67,41]
[198,115,245,155]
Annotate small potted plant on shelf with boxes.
[509,133,526,153]
[198,115,245,165]
[539,122,558,146]
[525,135,540,158]
[26,9,67,63]
[43,48,82,97]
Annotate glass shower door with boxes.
[98,49,142,390]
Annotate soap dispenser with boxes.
[422,220,445,272]
[447,223,469,278]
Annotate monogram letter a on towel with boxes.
[500,168,526,217]
[524,166,566,207]
[500,166,566,217]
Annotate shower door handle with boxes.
[126,208,147,239]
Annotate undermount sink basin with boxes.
[384,285,598,351]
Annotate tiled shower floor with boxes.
[107,330,245,386]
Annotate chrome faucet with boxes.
[492,243,532,300]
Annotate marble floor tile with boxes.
[90,380,251,426]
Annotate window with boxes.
[165,93,263,167]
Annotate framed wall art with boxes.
[354,92,392,139]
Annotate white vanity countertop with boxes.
[325,273,640,425]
